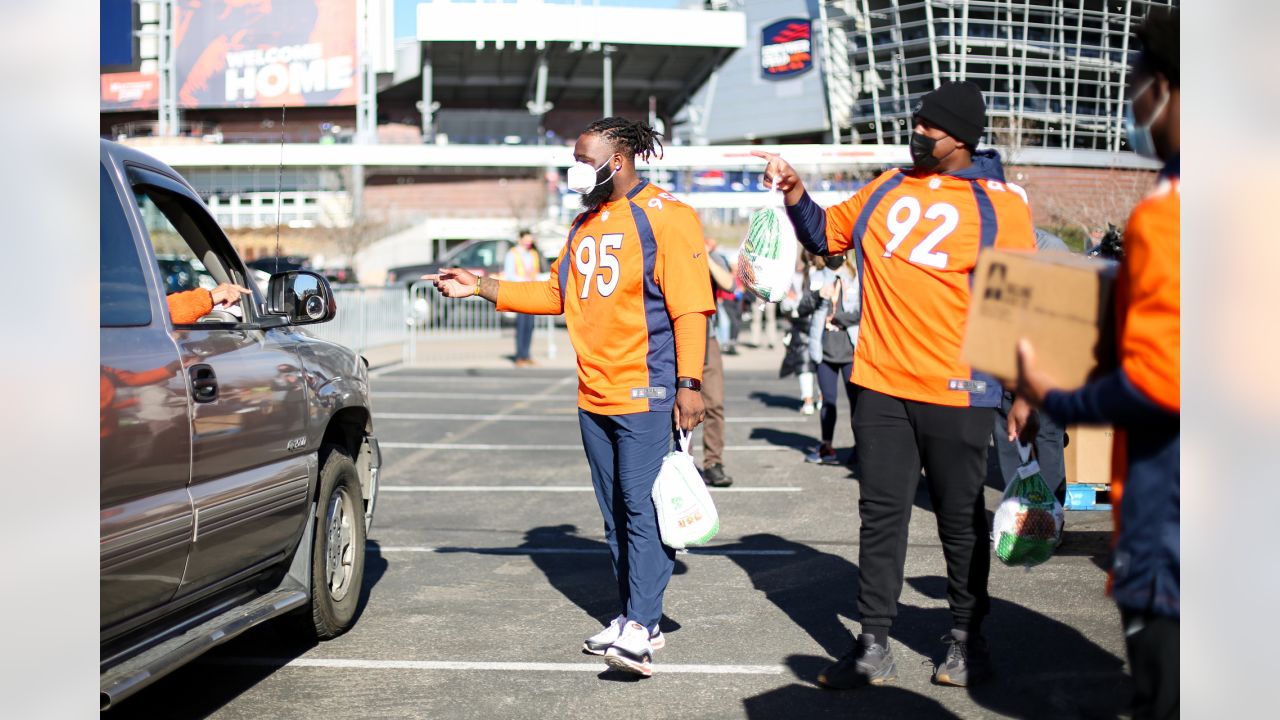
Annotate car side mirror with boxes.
[266,270,337,325]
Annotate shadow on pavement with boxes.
[748,427,818,455]
[719,533,860,659]
[719,530,1128,719]
[904,575,1130,719]
[104,540,392,719]
[519,524,686,636]
[748,390,804,412]
[743,655,961,719]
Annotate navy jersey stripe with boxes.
[850,172,906,311]
[629,199,676,411]
[560,213,591,308]
[967,181,1002,408]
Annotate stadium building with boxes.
[101,0,1174,282]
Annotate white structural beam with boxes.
[416,2,747,49]
[124,141,1161,172]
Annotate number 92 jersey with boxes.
[823,168,1036,407]
[499,181,714,415]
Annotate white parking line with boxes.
[380,485,801,493]
[376,392,568,401]
[380,442,796,452]
[373,374,576,383]
[371,546,798,556]
[377,413,807,424]
[211,657,784,675]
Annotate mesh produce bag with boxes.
[992,444,1065,567]
[736,191,798,303]
[651,431,720,549]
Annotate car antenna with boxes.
[274,104,286,276]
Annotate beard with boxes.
[579,170,616,212]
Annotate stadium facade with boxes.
[100,0,1173,281]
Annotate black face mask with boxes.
[580,163,617,211]
[909,131,941,170]
[825,255,845,270]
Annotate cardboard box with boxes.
[1064,424,1115,486]
[962,249,1118,389]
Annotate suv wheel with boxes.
[302,444,367,639]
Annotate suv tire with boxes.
[302,444,367,639]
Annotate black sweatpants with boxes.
[853,387,994,636]
[1122,608,1179,720]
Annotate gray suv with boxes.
[99,140,380,709]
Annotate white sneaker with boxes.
[604,621,653,677]
[583,615,665,655]
[801,401,815,415]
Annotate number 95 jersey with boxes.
[497,181,714,415]
[823,168,1037,407]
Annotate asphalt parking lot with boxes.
[109,362,1130,720]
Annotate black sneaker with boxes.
[703,464,733,487]
[933,630,991,687]
[817,634,897,689]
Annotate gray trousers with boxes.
[993,392,1066,491]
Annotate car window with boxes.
[101,167,152,327]
[133,184,248,324]
[453,241,498,268]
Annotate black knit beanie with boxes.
[913,81,986,148]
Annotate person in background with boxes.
[780,251,818,415]
[504,229,542,367]
[1016,9,1179,718]
[712,245,737,354]
[756,79,1037,691]
[992,228,1071,499]
[799,252,859,466]
[701,237,735,488]
[749,282,779,349]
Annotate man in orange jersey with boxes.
[756,81,1036,690]
[430,118,714,678]
[1017,9,1180,718]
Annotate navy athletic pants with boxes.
[578,409,675,630]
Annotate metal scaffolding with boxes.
[821,0,1177,153]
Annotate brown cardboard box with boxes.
[1064,424,1115,486]
[962,249,1118,389]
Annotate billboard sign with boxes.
[101,72,160,111]
[174,0,358,108]
[760,18,812,80]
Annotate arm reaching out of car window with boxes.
[166,283,251,324]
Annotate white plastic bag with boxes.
[652,430,720,549]
[736,188,799,303]
[992,443,1065,567]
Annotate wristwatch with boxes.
[676,377,702,391]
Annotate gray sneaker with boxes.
[817,634,898,690]
[933,630,991,687]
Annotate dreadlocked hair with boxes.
[586,117,664,162]
[1135,7,1178,87]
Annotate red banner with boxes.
[101,72,160,111]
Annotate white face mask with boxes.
[1124,79,1169,160]
[567,157,619,194]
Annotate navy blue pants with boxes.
[578,409,675,630]
[514,313,535,360]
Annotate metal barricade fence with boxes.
[406,280,504,363]
[305,283,559,365]
[306,285,409,358]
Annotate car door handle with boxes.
[190,364,218,403]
